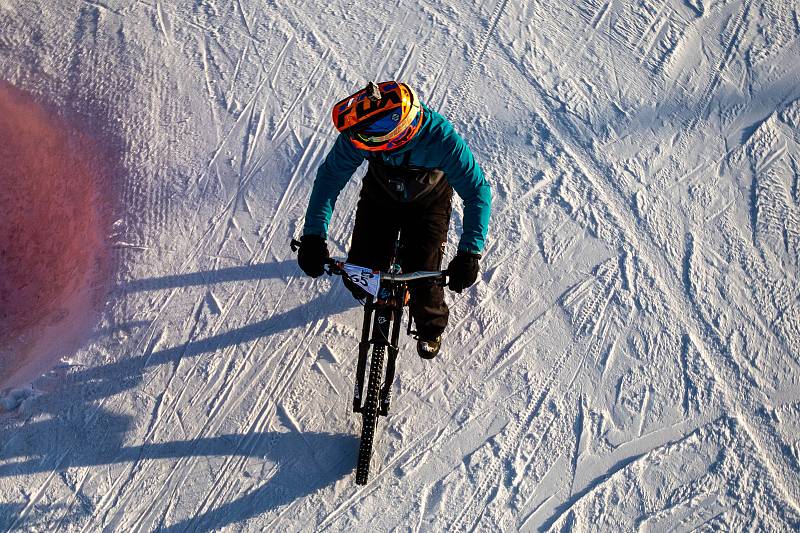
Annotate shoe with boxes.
[417,336,442,359]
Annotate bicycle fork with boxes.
[353,298,403,416]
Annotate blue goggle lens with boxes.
[361,112,402,135]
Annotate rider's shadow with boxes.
[1,345,357,528]
[1,412,356,530]
[159,431,357,532]
[1,261,359,529]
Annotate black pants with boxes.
[347,173,453,339]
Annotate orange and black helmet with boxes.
[331,81,423,152]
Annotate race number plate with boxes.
[342,263,381,298]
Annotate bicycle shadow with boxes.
[114,275,357,378]
[114,260,358,355]
[3,256,358,422]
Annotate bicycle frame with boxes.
[352,270,417,416]
[290,233,446,483]
[347,229,444,416]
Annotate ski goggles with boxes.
[349,105,423,151]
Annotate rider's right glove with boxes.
[297,235,329,278]
[446,251,481,293]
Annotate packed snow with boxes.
[1,0,800,531]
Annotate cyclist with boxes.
[296,81,491,359]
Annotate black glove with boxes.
[297,235,329,278]
[446,251,481,293]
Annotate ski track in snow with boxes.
[2,0,800,531]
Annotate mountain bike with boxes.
[291,236,446,484]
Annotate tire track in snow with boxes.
[269,49,330,143]
[560,1,614,68]
[512,407,566,521]
[629,0,668,57]
[443,0,508,117]
[201,73,271,180]
[497,25,800,514]
[447,341,581,532]
[5,453,69,533]
[53,467,92,531]
[689,0,751,133]
[370,9,418,83]
[426,47,457,110]
[199,32,224,132]
[225,42,249,113]
[393,42,417,81]
[560,257,623,338]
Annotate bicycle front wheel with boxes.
[356,343,385,485]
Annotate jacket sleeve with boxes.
[439,129,491,254]
[303,134,365,238]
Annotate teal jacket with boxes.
[303,104,491,254]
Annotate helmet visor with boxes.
[350,104,421,151]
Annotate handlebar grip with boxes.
[324,259,345,276]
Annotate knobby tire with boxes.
[356,344,385,485]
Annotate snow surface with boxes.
[2,0,800,531]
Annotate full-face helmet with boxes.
[331,81,423,152]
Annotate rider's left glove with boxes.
[297,235,329,278]
[446,251,481,293]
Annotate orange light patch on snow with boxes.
[0,82,111,391]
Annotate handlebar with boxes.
[324,259,446,284]
[291,239,447,285]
